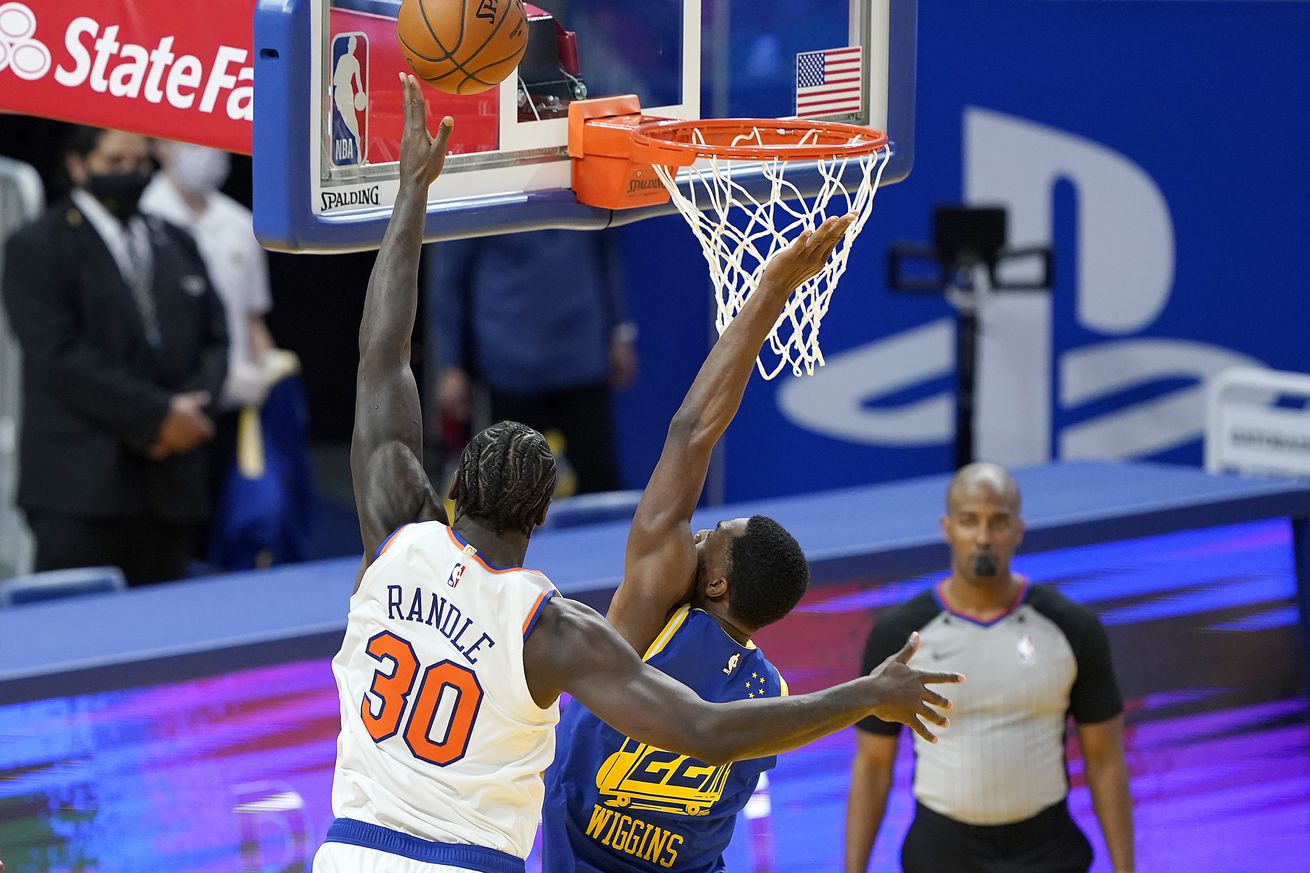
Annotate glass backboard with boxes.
[253,0,916,252]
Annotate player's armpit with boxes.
[526,597,752,762]
[610,426,708,644]
[351,440,446,565]
[606,547,696,653]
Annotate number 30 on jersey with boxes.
[360,630,483,765]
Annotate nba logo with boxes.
[447,562,466,588]
[330,32,369,166]
[1017,633,1036,666]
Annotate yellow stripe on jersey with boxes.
[777,671,789,697]
[642,605,691,662]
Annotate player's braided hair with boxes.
[455,421,557,536]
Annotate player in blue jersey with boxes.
[541,218,957,873]
[317,76,960,873]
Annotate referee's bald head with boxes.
[946,462,1021,514]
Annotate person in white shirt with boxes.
[141,142,275,410]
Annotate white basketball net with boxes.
[652,127,892,379]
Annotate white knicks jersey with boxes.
[329,521,560,858]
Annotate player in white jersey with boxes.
[313,74,964,873]
[327,519,560,861]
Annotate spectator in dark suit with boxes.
[0,127,229,587]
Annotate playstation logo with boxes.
[723,653,741,675]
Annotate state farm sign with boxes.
[0,0,256,154]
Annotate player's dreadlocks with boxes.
[454,421,557,536]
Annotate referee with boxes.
[844,463,1135,873]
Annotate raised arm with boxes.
[607,216,856,651]
[527,596,959,764]
[351,74,453,578]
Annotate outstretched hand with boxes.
[759,213,856,291]
[866,631,964,744]
[398,73,454,189]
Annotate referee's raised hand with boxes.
[865,631,963,743]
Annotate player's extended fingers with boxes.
[802,216,841,253]
[907,715,938,744]
[825,213,856,238]
[433,116,455,154]
[918,687,955,710]
[893,631,920,664]
[428,116,455,179]
[921,670,966,685]
[833,212,857,241]
[817,213,852,240]
[400,73,427,136]
[815,213,855,256]
[918,702,950,727]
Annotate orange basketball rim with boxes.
[568,95,894,380]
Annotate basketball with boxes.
[397,0,529,96]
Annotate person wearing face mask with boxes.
[140,142,313,571]
[0,126,228,587]
[844,463,1136,873]
[141,142,276,410]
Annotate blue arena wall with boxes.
[610,1,1310,501]
[3,462,1308,705]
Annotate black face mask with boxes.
[84,170,150,220]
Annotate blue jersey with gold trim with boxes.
[542,605,787,873]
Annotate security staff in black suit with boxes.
[1,127,229,587]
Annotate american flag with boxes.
[795,46,863,119]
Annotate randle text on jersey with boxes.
[386,582,497,665]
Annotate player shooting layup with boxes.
[540,174,958,871]
[312,75,963,873]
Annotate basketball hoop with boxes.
[569,99,892,379]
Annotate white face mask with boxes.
[168,144,230,195]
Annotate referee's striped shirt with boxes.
[857,580,1123,826]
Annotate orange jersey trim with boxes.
[443,526,544,576]
[376,525,409,558]
[522,590,555,639]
